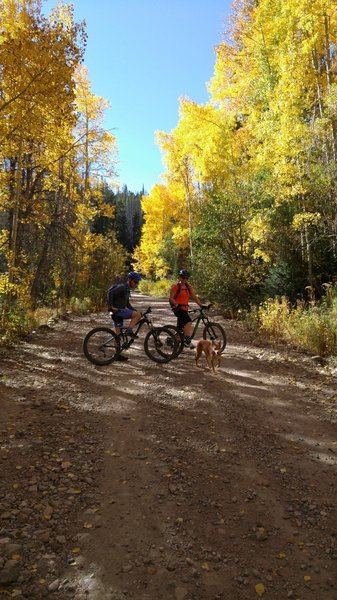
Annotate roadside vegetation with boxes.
[247,285,337,358]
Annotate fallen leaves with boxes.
[255,582,266,596]
[42,505,53,520]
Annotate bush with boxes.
[248,287,337,357]
[0,300,33,341]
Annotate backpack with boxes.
[107,282,125,307]
[169,281,191,308]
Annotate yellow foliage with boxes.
[135,184,187,277]
[171,225,189,248]
[292,212,321,231]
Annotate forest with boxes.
[1,0,337,355]
[0,0,142,337]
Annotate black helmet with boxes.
[179,269,190,278]
[127,271,142,282]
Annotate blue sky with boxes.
[43,1,232,193]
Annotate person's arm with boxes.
[169,285,178,309]
[126,287,135,311]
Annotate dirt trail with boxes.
[0,294,336,600]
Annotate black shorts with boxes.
[174,307,191,329]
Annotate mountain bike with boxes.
[83,307,178,365]
[165,304,227,358]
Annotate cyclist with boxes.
[107,271,142,361]
[169,269,203,347]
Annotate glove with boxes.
[108,306,118,313]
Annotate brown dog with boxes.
[195,339,222,372]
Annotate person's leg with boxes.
[129,310,141,328]
[110,314,128,360]
[111,315,123,335]
[115,309,140,334]
[178,310,193,347]
[183,321,192,337]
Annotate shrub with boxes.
[0,300,32,341]
[248,287,337,357]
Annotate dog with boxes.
[195,339,222,372]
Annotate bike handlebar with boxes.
[188,303,213,314]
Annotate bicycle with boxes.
[83,307,178,366]
[165,304,227,358]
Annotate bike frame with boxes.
[109,308,153,351]
[176,308,218,340]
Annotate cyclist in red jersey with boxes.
[169,269,203,347]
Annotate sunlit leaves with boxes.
[142,0,337,299]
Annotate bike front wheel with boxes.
[202,322,227,352]
[144,327,179,363]
[83,327,121,365]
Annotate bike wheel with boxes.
[83,327,121,365]
[202,322,227,352]
[144,327,179,363]
[161,325,184,357]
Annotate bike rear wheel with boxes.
[144,327,178,363]
[161,325,184,357]
[202,322,227,352]
[83,327,121,365]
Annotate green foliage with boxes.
[157,231,181,277]
[93,184,144,252]
[192,194,268,310]
[1,300,31,337]
[262,258,307,300]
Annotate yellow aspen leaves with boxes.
[255,583,266,596]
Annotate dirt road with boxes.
[0,295,336,600]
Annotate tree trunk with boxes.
[323,13,337,161]
[182,158,194,268]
